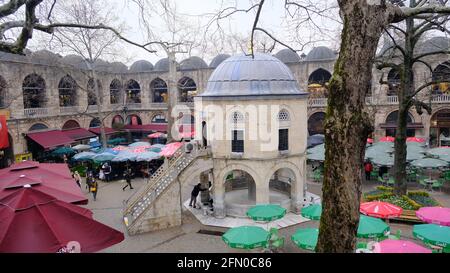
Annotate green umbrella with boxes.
[92,152,116,163]
[406,151,425,161]
[51,146,75,156]
[301,204,322,220]
[367,144,393,154]
[107,137,126,145]
[291,228,318,251]
[407,145,426,154]
[357,215,390,238]
[307,152,325,162]
[410,158,448,169]
[413,224,450,248]
[222,226,270,249]
[246,204,286,222]
[427,147,450,157]
[307,144,324,154]
[371,155,394,166]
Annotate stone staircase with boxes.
[122,144,211,235]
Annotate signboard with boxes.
[15,153,32,163]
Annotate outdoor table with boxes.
[424,178,436,191]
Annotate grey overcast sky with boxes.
[28,0,341,66]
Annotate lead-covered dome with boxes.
[154,58,179,71]
[62,54,88,70]
[419,36,450,54]
[109,62,128,73]
[305,46,336,61]
[30,50,61,65]
[209,54,231,68]
[274,49,301,64]
[199,53,306,98]
[129,60,153,72]
[179,56,208,70]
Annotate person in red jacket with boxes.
[364,161,373,181]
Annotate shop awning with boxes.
[123,123,168,132]
[380,123,424,129]
[27,130,75,150]
[88,127,117,135]
[62,128,97,141]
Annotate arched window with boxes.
[126,114,142,125]
[278,109,290,122]
[125,79,141,104]
[178,77,196,102]
[387,68,401,96]
[110,79,122,104]
[231,111,244,124]
[151,78,168,103]
[62,120,80,130]
[432,62,450,95]
[23,74,46,108]
[29,123,49,131]
[89,118,101,128]
[308,112,325,135]
[87,78,102,105]
[111,115,124,129]
[0,76,6,108]
[151,114,167,123]
[58,75,77,107]
[308,68,331,98]
[385,110,415,137]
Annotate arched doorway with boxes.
[125,114,142,125]
[308,112,325,136]
[29,123,49,131]
[383,110,415,137]
[89,118,101,128]
[27,123,49,161]
[111,115,124,129]
[62,120,80,130]
[308,68,331,98]
[387,68,401,96]
[269,168,295,206]
[430,109,450,147]
[224,170,257,210]
[151,114,167,123]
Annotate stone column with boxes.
[248,180,256,201]
[255,178,269,204]
[290,158,306,214]
[213,175,226,218]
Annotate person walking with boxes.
[73,171,82,188]
[364,161,373,181]
[102,162,111,182]
[122,168,134,190]
[86,172,94,191]
[189,183,207,209]
[90,179,98,201]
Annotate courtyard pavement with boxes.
[80,176,450,253]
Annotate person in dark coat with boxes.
[122,168,134,190]
[189,183,207,209]
[90,179,98,201]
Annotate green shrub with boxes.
[408,194,440,207]
[408,191,430,197]
[376,186,393,192]
[365,192,394,202]
[378,195,420,210]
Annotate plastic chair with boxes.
[313,169,323,182]
[377,176,385,185]
[356,241,368,249]
[444,171,450,182]
[432,179,444,192]
[418,177,428,189]
[370,171,378,181]
[387,177,395,186]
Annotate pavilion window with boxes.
[232,130,244,153]
[278,129,289,151]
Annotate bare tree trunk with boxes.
[89,66,107,148]
[316,1,388,253]
[167,51,177,142]
[393,17,414,196]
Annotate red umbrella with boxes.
[360,201,403,219]
[367,138,374,144]
[0,187,124,253]
[148,132,167,139]
[160,142,184,157]
[407,137,425,143]
[379,136,395,142]
[0,161,87,204]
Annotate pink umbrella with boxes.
[148,132,167,139]
[160,142,183,157]
[360,201,403,219]
[416,207,450,226]
[112,145,128,151]
[372,239,431,253]
[367,138,374,144]
[131,147,147,153]
[379,136,395,142]
[407,137,425,143]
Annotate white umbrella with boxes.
[72,144,92,151]
[136,151,161,162]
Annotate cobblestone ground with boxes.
[81,176,450,253]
